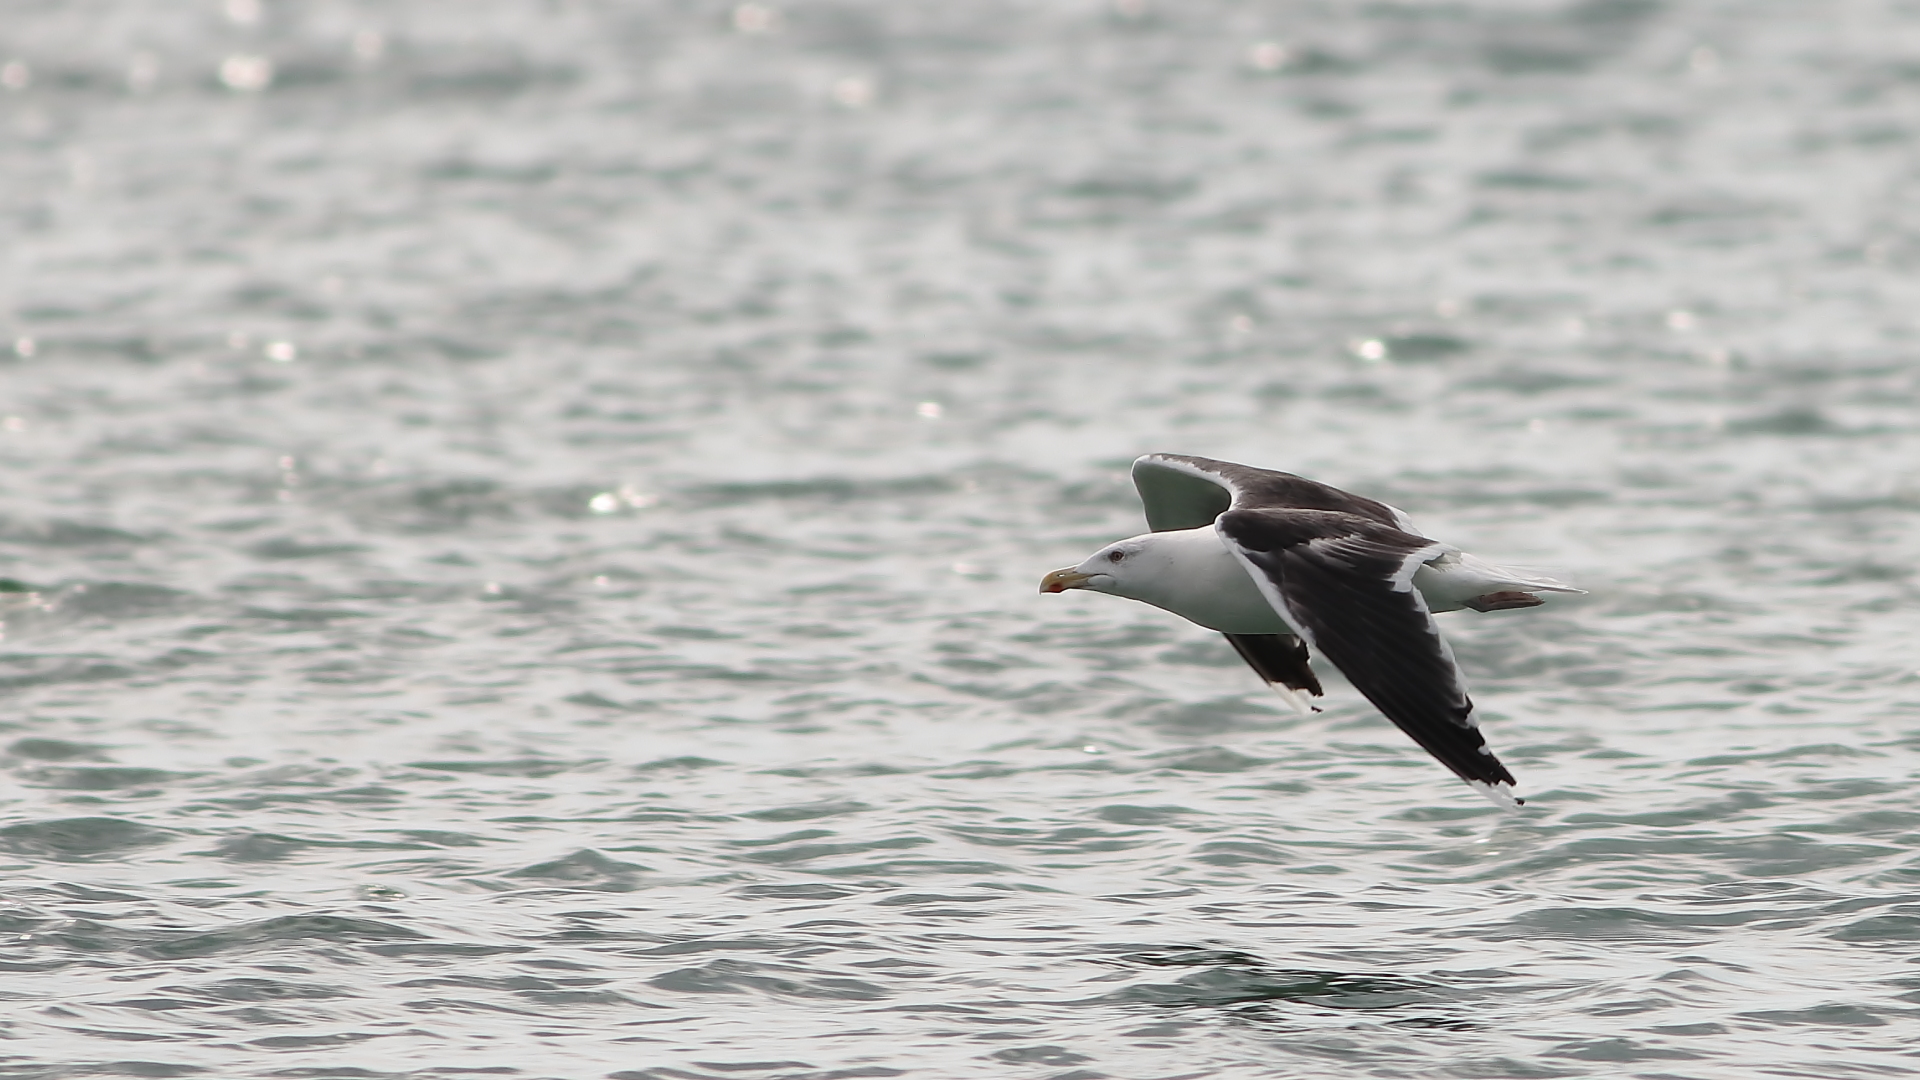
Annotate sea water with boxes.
[3,2,1919,1077]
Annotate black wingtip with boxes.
[1222,633,1323,696]
[1466,779,1524,809]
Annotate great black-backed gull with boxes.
[1040,454,1581,806]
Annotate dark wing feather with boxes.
[1216,508,1518,794]
[1222,633,1323,698]
[1133,454,1407,531]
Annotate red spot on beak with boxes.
[1040,568,1095,594]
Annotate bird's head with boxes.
[1039,538,1152,596]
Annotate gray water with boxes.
[4,1,1920,1076]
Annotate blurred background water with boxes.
[3,0,1920,1076]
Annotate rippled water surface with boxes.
[5,1,1920,1076]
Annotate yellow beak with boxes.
[1039,567,1096,594]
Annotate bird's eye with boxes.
[1107,550,1126,563]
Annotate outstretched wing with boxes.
[1131,454,1413,532]
[1215,507,1520,803]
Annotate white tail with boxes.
[1414,551,1586,613]
[1453,552,1586,595]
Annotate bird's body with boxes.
[1040,454,1582,805]
[1079,524,1287,634]
[1072,522,1548,632]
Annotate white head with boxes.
[1039,524,1283,635]
[1038,532,1178,605]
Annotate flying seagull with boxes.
[1039,454,1580,805]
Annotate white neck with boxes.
[1109,527,1293,635]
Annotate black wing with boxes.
[1131,454,1409,532]
[1223,633,1323,699]
[1216,508,1519,799]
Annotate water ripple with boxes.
[5,0,1920,1076]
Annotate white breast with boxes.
[1117,526,1295,635]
